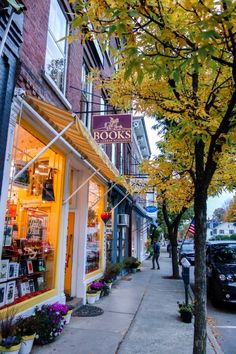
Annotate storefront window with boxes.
[0,124,63,308]
[86,180,104,274]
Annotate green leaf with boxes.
[201,30,219,40]
[7,0,25,13]
[108,24,117,36]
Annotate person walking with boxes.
[151,240,160,269]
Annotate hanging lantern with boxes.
[101,211,112,224]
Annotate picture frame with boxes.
[0,283,6,307]
[36,276,44,290]
[19,281,27,297]
[28,279,35,293]
[6,281,15,304]
[3,225,13,247]
[8,262,19,280]
[27,260,34,274]
[25,281,30,294]
[0,260,9,283]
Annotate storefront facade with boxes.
[0,94,118,314]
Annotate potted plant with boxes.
[178,302,194,323]
[123,257,141,273]
[49,303,73,325]
[33,305,65,345]
[90,281,104,301]
[13,316,36,354]
[86,289,97,305]
[104,279,112,290]
[103,262,122,282]
[0,309,21,354]
[0,336,21,354]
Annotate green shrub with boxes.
[103,262,122,281]
[123,257,141,269]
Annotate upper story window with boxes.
[99,96,108,152]
[45,0,68,93]
[80,62,92,130]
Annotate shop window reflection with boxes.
[1,124,63,309]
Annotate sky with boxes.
[144,117,235,219]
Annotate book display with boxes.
[0,125,62,309]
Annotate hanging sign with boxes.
[145,206,158,213]
[92,114,132,144]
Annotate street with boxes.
[189,266,236,354]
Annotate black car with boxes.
[206,241,236,306]
[178,241,195,265]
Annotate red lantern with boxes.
[101,211,112,224]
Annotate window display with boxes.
[1,124,64,308]
[85,180,104,274]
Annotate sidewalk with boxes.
[31,252,220,354]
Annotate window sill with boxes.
[43,71,72,110]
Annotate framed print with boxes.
[25,281,30,294]
[6,281,15,304]
[19,261,27,276]
[3,225,13,246]
[8,262,19,280]
[27,260,33,274]
[0,283,6,307]
[0,260,9,283]
[19,281,27,297]
[36,276,44,290]
[28,279,35,293]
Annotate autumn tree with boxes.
[224,194,236,221]
[71,1,236,353]
[142,130,195,278]
[212,207,225,222]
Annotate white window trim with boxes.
[45,0,69,96]
[43,71,72,110]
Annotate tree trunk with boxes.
[168,229,180,279]
[193,147,208,354]
[171,243,180,278]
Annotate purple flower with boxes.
[90,281,104,290]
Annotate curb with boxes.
[207,327,224,354]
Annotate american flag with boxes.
[187,218,195,235]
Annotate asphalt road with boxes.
[189,266,236,354]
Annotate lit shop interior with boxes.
[0,123,64,308]
[86,180,105,275]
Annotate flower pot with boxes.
[95,290,101,301]
[19,334,35,354]
[131,268,137,274]
[0,343,21,354]
[180,311,192,323]
[86,292,97,305]
[63,309,73,325]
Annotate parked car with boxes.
[179,241,195,265]
[206,241,236,306]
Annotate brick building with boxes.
[0,0,152,314]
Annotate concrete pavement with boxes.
[31,251,220,354]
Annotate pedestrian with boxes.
[167,242,172,258]
[151,240,160,270]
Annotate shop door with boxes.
[64,212,74,295]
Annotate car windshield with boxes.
[181,244,194,252]
[211,244,236,264]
